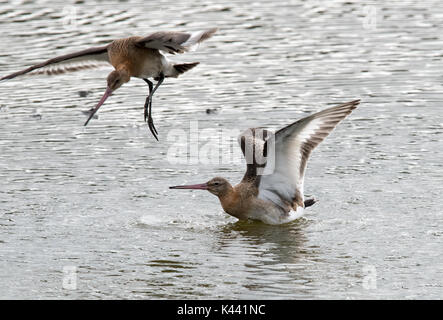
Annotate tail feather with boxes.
[172,62,199,76]
[304,198,317,208]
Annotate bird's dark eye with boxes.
[214,182,219,186]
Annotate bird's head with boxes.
[106,69,130,91]
[169,177,232,197]
[84,68,130,126]
[206,177,232,196]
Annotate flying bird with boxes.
[170,100,360,225]
[0,28,217,140]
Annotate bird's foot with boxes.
[147,116,158,141]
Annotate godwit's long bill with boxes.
[0,28,217,140]
[170,100,360,225]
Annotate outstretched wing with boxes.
[136,28,217,54]
[0,45,110,81]
[257,100,360,211]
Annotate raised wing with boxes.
[136,28,217,54]
[237,127,272,187]
[0,45,110,81]
[257,100,360,212]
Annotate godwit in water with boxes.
[170,100,360,224]
[0,28,217,140]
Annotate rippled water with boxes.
[1,0,442,299]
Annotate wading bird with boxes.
[170,100,360,224]
[0,28,217,140]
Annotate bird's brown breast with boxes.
[219,183,258,220]
[108,37,162,77]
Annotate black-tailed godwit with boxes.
[0,28,217,140]
[170,100,360,224]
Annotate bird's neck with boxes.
[218,184,250,220]
[116,62,129,70]
[115,65,131,83]
[217,185,235,209]
[116,64,130,75]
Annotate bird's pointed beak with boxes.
[84,87,113,126]
[169,183,208,190]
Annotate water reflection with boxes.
[212,219,324,297]
[217,220,311,259]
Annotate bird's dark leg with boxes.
[143,79,153,123]
[143,73,164,140]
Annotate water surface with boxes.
[0,0,442,299]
